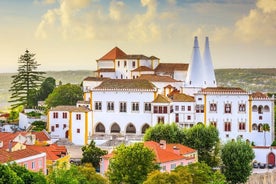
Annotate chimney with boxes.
[8,140,12,152]
[173,145,180,155]
[160,140,166,149]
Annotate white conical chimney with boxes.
[185,36,204,88]
[203,37,217,87]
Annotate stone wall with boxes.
[247,170,276,184]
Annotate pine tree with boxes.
[9,50,45,109]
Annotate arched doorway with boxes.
[126,123,136,134]
[111,123,120,133]
[141,124,150,134]
[95,123,105,133]
[268,152,275,166]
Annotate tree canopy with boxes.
[37,77,56,101]
[182,123,220,167]
[221,139,255,184]
[143,170,182,184]
[107,143,158,184]
[81,140,108,169]
[143,123,185,143]
[9,50,45,109]
[45,83,83,108]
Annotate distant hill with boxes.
[0,68,275,111]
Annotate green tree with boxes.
[143,123,185,143]
[37,77,56,101]
[107,143,158,184]
[8,163,46,184]
[45,83,83,108]
[9,50,45,109]
[221,139,255,184]
[78,163,107,184]
[143,170,182,184]
[262,123,270,146]
[183,124,220,167]
[0,164,23,184]
[81,140,108,169]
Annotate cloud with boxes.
[33,0,56,5]
[234,0,276,45]
[109,0,125,21]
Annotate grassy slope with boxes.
[0,69,275,111]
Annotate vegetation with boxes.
[9,50,45,109]
[143,170,182,184]
[143,123,185,143]
[31,120,46,132]
[107,143,158,184]
[221,139,255,184]
[45,83,83,108]
[81,140,108,169]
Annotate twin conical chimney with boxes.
[185,36,217,88]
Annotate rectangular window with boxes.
[157,116,164,124]
[107,101,114,111]
[164,106,168,113]
[239,104,246,112]
[196,105,204,113]
[181,106,185,111]
[124,61,127,67]
[171,163,176,170]
[187,115,191,120]
[210,121,217,127]
[154,106,158,113]
[76,114,81,120]
[63,124,66,129]
[132,102,139,112]
[162,166,166,171]
[53,112,58,119]
[175,113,179,122]
[62,112,67,119]
[210,103,217,112]
[51,126,55,132]
[144,103,151,112]
[38,160,42,168]
[175,105,179,111]
[55,124,59,128]
[188,106,191,111]
[118,61,120,67]
[224,122,231,132]
[225,103,231,113]
[32,161,35,169]
[77,128,80,133]
[132,61,136,68]
[120,102,127,112]
[239,122,246,131]
[95,101,102,110]
[24,163,28,169]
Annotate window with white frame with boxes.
[32,161,35,169]
[76,114,81,120]
[239,122,246,131]
[107,101,114,111]
[144,103,151,112]
[157,116,164,124]
[238,104,246,112]
[53,112,58,119]
[120,102,127,112]
[132,102,139,112]
[224,122,231,131]
[175,105,179,111]
[181,106,185,111]
[210,103,217,112]
[210,121,217,127]
[224,103,231,113]
[62,112,67,119]
[95,101,102,111]
[170,163,176,170]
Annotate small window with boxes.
[62,112,67,119]
[38,160,42,168]
[238,104,246,112]
[224,122,231,132]
[132,102,139,112]
[157,116,164,124]
[51,126,55,132]
[144,103,151,112]
[63,124,66,129]
[187,115,191,120]
[210,121,217,127]
[239,122,246,131]
[77,129,80,133]
[210,103,217,112]
[76,114,81,120]
[118,61,120,67]
[55,124,59,128]
[225,103,231,113]
[53,112,58,119]
[132,61,136,68]
[175,105,179,111]
[198,98,202,101]
[188,106,191,111]
[32,161,35,169]
[175,113,179,123]
[181,106,185,111]
[95,101,102,111]
[120,102,127,112]
[124,61,127,67]
[107,102,114,111]
[170,163,176,170]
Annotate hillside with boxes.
[0,68,275,111]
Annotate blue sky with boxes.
[0,0,275,72]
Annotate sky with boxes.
[0,0,275,73]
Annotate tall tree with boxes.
[9,50,45,109]
[81,140,108,169]
[37,77,56,101]
[262,123,270,146]
[143,123,185,143]
[45,83,83,108]
[107,143,158,184]
[221,139,254,184]
[182,124,220,167]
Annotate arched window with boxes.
[252,123,258,131]
[126,123,136,134]
[252,105,257,112]
[258,124,263,132]
[111,123,121,133]
[258,105,263,114]
[264,105,270,112]
[142,124,150,134]
[95,123,105,133]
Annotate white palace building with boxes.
[47,37,275,147]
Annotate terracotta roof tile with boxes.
[152,94,172,103]
[50,106,91,112]
[32,131,50,142]
[95,68,115,72]
[172,93,195,102]
[132,66,154,72]
[27,144,67,161]
[94,79,156,90]
[154,63,189,73]
[139,74,178,82]
[83,77,109,81]
[252,92,269,99]
[0,148,42,163]
[200,87,247,94]
[98,47,127,60]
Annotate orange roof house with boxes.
[100,140,197,174]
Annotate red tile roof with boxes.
[98,47,127,60]
[132,66,154,72]
[95,68,115,73]
[32,131,50,142]
[27,144,67,161]
[252,92,269,99]
[94,79,156,90]
[50,106,91,112]
[152,94,172,103]
[172,93,195,102]
[0,148,43,163]
[83,77,109,81]
[200,87,247,94]
[155,63,189,73]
